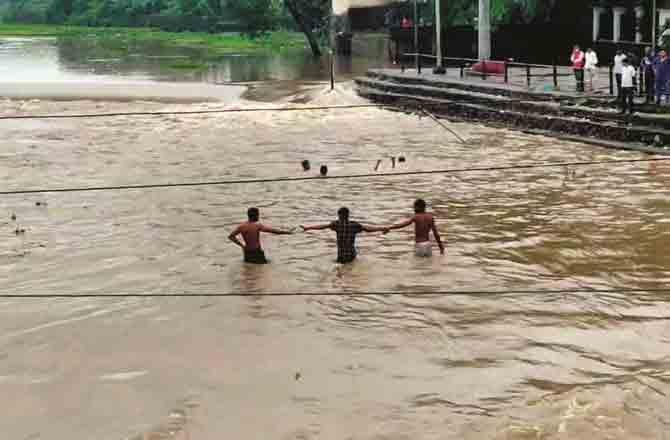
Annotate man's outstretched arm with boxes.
[361,224,390,233]
[301,223,331,231]
[385,217,414,232]
[260,224,294,235]
[228,227,244,248]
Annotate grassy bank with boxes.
[0,24,307,53]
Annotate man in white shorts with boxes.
[385,199,445,257]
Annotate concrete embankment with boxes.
[356,69,670,155]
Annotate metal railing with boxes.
[402,54,666,96]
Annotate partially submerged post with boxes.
[478,0,491,61]
[433,0,445,74]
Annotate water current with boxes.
[1,38,670,440]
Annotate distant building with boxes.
[592,1,670,45]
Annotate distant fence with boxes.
[398,53,656,97]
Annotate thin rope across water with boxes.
[1,157,668,196]
[0,288,669,298]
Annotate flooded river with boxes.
[1,37,670,440]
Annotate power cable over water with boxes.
[0,104,386,120]
[1,288,670,298]
[1,157,669,196]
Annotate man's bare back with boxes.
[413,212,434,243]
[385,199,444,256]
[235,222,265,251]
[229,208,293,264]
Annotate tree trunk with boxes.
[285,0,322,57]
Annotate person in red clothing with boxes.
[571,45,586,92]
[401,17,413,29]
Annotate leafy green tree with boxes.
[229,0,279,35]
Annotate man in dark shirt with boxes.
[301,207,388,263]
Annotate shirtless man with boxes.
[228,207,293,264]
[385,199,444,256]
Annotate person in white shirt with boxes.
[613,49,627,98]
[620,58,637,115]
[584,48,599,91]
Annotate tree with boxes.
[229,0,279,36]
[284,0,323,56]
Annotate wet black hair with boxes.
[338,207,350,220]
[248,207,260,222]
[320,165,328,176]
[414,199,426,213]
[302,160,311,171]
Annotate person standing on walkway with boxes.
[641,47,656,103]
[620,58,637,115]
[570,45,586,92]
[584,48,599,92]
[614,49,627,98]
[655,50,670,105]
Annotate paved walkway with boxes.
[388,65,624,100]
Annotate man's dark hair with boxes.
[248,207,260,222]
[414,199,426,213]
[320,165,328,176]
[338,207,349,220]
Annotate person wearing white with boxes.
[613,50,627,98]
[584,48,599,92]
[620,59,637,115]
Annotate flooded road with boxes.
[1,87,670,439]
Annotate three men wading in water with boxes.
[229,199,444,264]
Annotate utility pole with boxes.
[652,0,657,49]
[413,0,419,71]
[433,0,445,74]
[478,0,490,60]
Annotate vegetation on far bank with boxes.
[0,0,328,55]
[0,24,308,53]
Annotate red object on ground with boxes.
[472,60,506,75]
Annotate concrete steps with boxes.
[355,70,670,153]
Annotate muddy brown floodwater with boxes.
[1,84,670,440]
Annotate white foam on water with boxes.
[99,370,149,382]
